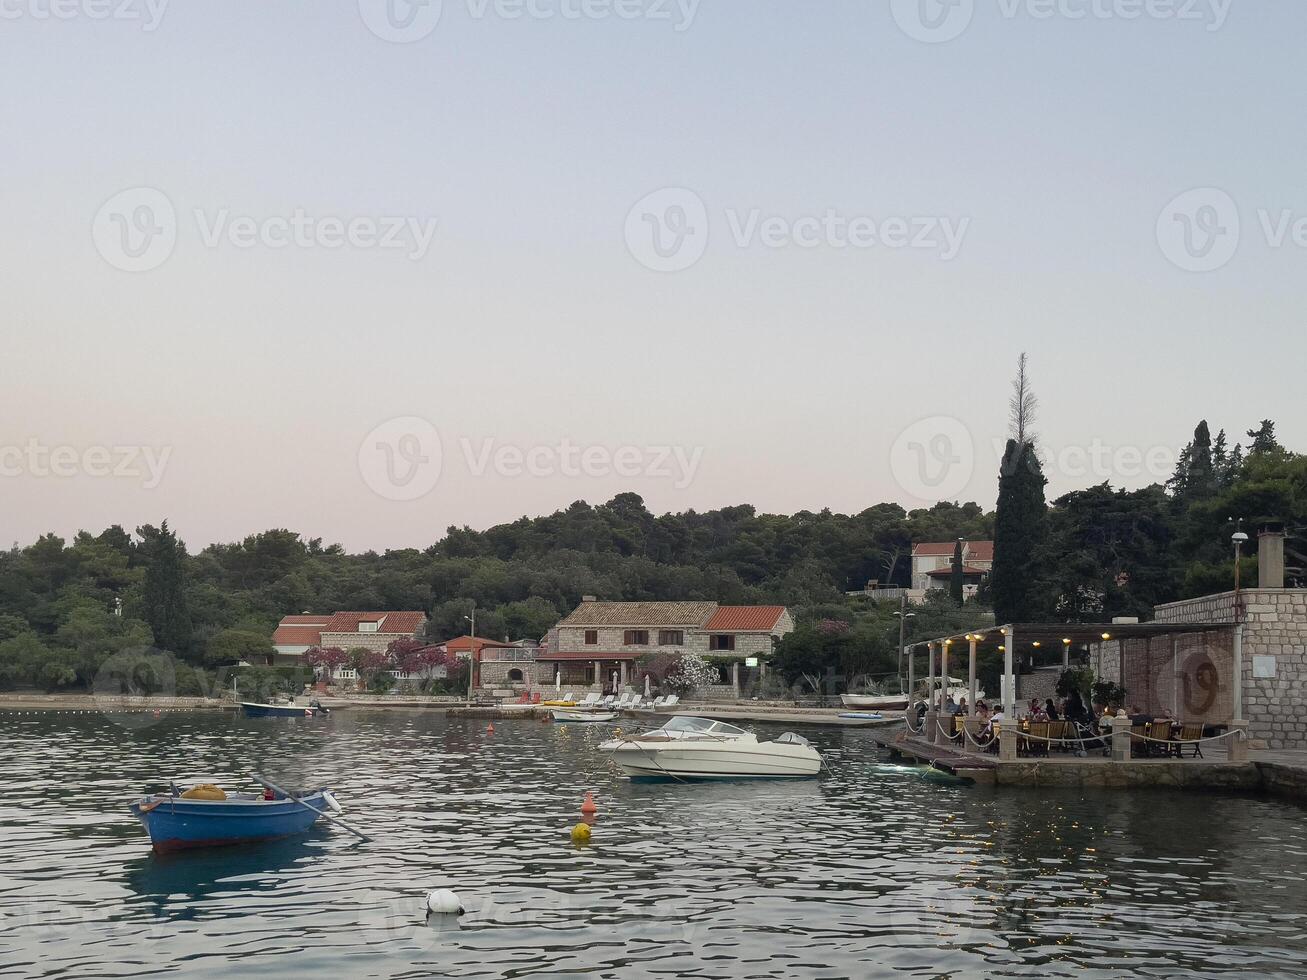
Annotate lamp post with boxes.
[464,606,476,704]
[893,595,916,694]
[1231,518,1248,621]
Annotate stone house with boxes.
[911,540,993,596]
[537,599,794,699]
[271,610,428,666]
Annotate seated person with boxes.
[1044,698,1060,721]
[955,697,968,717]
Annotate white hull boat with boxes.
[551,707,617,723]
[839,694,909,710]
[598,716,822,780]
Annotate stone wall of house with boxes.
[1154,589,1307,750]
[554,625,777,660]
[478,661,553,688]
[1017,668,1061,705]
[318,631,409,654]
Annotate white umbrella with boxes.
[555,670,561,693]
[644,674,651,699]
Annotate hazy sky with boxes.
[3,1,1303,552]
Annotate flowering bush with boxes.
[664,651,717,696]
[303,646,348,679]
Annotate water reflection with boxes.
[0,709,1305,978]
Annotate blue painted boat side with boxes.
[239,702,323,718]
[130,791,330,852]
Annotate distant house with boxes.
[271,610,428,666]
[537,599,794,698]
[911,541,994,597]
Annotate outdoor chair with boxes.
[1146,720,1174,758]
[579,692,601,707]
[1173,722,1204,759]
[1026,722,1050,757]
[663,695,680,708]
[1130,724,1149,758]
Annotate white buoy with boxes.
[425,889,464,916]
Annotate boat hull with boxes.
[129,792,329,852]
[551,708,617,723]
[601,741,821,780]
[240,702,325,718]
[839,694,909,710]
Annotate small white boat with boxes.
[839,693,909,710]
[598,716,822,780]
[551,707,617,723]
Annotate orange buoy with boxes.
[581,792,597,815]
[487,722,495,734]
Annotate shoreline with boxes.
[0,693,230,711]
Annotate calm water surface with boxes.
[1,708,1305,979]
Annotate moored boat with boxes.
[598,716,822,780]
[129,785,339,852]
[551,707,617,723]
[839,693,910,710]
[240,699,330,718]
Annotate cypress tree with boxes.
[950,538,965,605]
[993,439,1051,624]
[140,521,193,656]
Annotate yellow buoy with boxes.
[570,823,591,844]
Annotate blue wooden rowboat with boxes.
[129,789,337,852]
[239,700,330,718]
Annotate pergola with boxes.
[907,621,1242,721]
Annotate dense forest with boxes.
[0,415,1302,695]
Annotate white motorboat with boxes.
[597,716,822,780]
[551,707,617,723]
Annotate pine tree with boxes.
[1247,420,1282,456]
[139,521,193,656]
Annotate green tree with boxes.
[992,438,1050,624]
[206,628,276,666]
[949,538,964,605]
[138,522,193,656]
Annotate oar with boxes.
[252,773,370,843]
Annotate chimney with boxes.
[1259,523,1286,589]
[581,595,597,603]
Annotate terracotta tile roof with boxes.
[703,606,787,632]
[272,624,326,646]
[443,635,515,653]
[925,564,991,578]
[558,601,719,628]
[913,540,994,560]
[320,611,427,635]
[537,651,642,661]
[279,614,331,625]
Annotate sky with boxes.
[2,0,1304,552]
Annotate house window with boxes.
[658,630,684,646]
[584,630,598,645]
[623,630,649,645]
[709,634,735,651]
[358,622,380,633]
